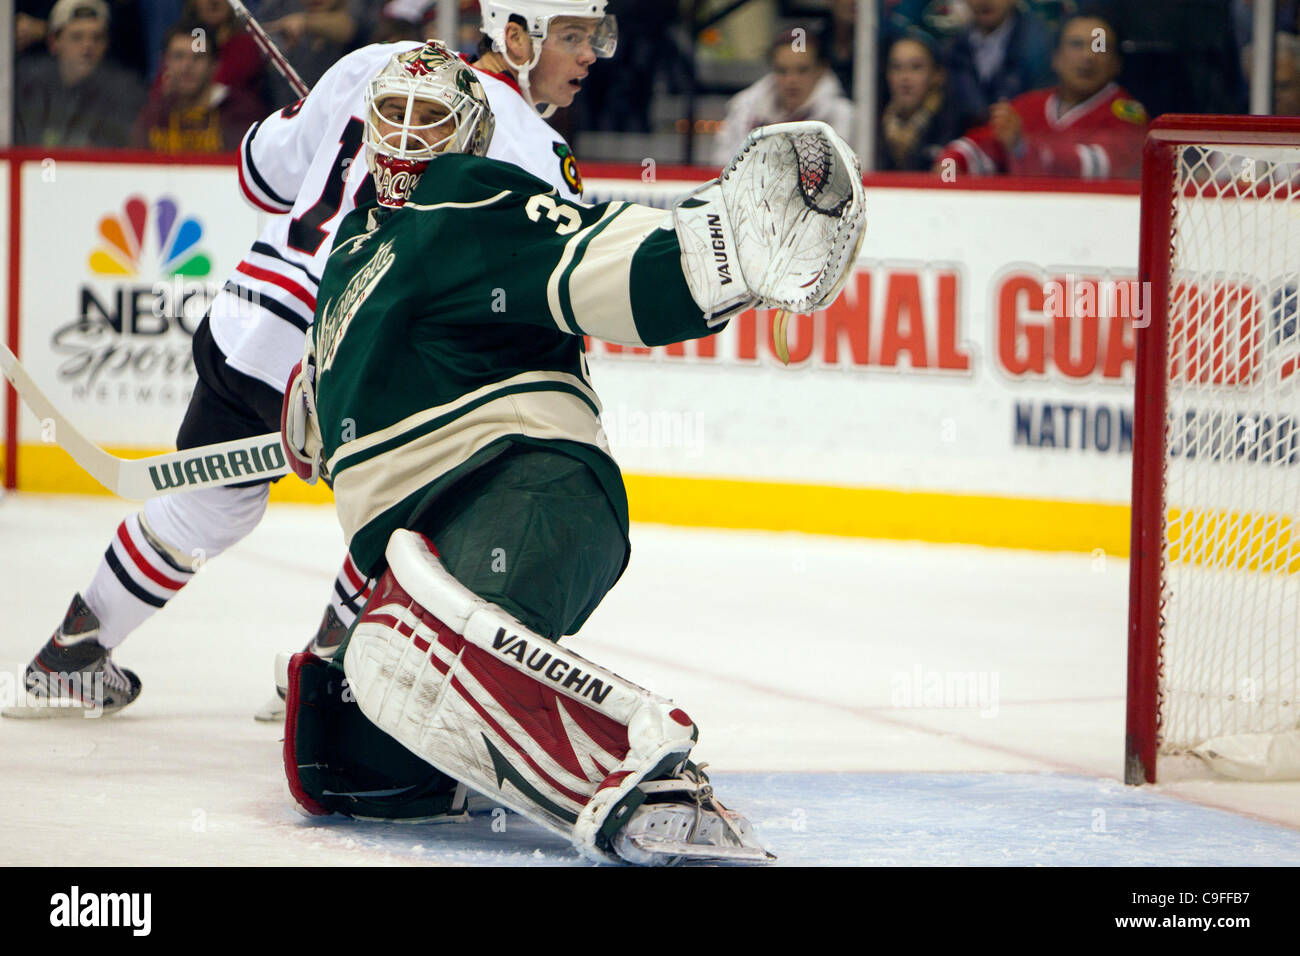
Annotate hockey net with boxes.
[1127,115,1300,783]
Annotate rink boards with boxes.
[0,152,1145,554]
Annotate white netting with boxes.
[1159,144,1300,762]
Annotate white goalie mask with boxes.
[363,41,496,208]
[480,0,617,113]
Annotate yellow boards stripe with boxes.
[621,473,1131,555]
[9,443,1137,554]
[1167,507,1300,574]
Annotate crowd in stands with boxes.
[8,0,1297,179]
[708,0,1260,179]
[13,0,431,152]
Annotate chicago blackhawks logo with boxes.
[1112,98,1147,125]
[553,142,583,196]
[372,162,422,206]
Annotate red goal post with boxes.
[1127,114,1300,784]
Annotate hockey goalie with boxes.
[279,41,866,864]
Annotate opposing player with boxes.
[4,0,618,720]
[279,45,865,862]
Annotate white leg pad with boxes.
[343,530,699,862]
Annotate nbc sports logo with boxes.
[61,194,217,407]
[88,195,211,278]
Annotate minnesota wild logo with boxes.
[403,41,455,77]
[553,142,583,195]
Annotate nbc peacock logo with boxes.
[88,195,211,278]
[59,194,218,407]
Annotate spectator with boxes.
[257,0,361,107]
[174,0,270,110]
[944,0,1055,128]
[132,19,263,153]
[15,0,147,147]
[367,0,428,45]
[1277,33,1300,114]
[457,0,483,56]
[937,15,1148,179]
[712,27,854,165]
[18,0,146,74]
[1243,32,1300,114]
[1081,0,1245,115]
[822,0,935,100]
[879,31,963,171]
[350,0,435,47]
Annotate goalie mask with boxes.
[480,0,617,114]
[364,41,495,208]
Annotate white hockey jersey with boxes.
[215,41,585,393]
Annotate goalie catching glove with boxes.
[673,120,866,357]
[336,529,773,864]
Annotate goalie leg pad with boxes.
[343,530,700,862]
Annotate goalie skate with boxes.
[610,764,774,865]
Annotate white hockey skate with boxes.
[255,605,349,722]
[611,764,774,866]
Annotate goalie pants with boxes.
[357,442,630,647]
[83,319,372,649]
[313,442,630,817]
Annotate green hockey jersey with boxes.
[312,153,718,574]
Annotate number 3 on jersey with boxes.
[526,194,581,236]
[288,117,366,255]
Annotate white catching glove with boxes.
[673,121,867,358]
[280,338,325,485]
[672,181,759,324]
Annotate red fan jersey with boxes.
[940,82,1148,179]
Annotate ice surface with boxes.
[2,493,1297,866]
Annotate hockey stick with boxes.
[0,6,309,499]
[227,0,310,98]
[0,343,289,499]
[773,309,791,365]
